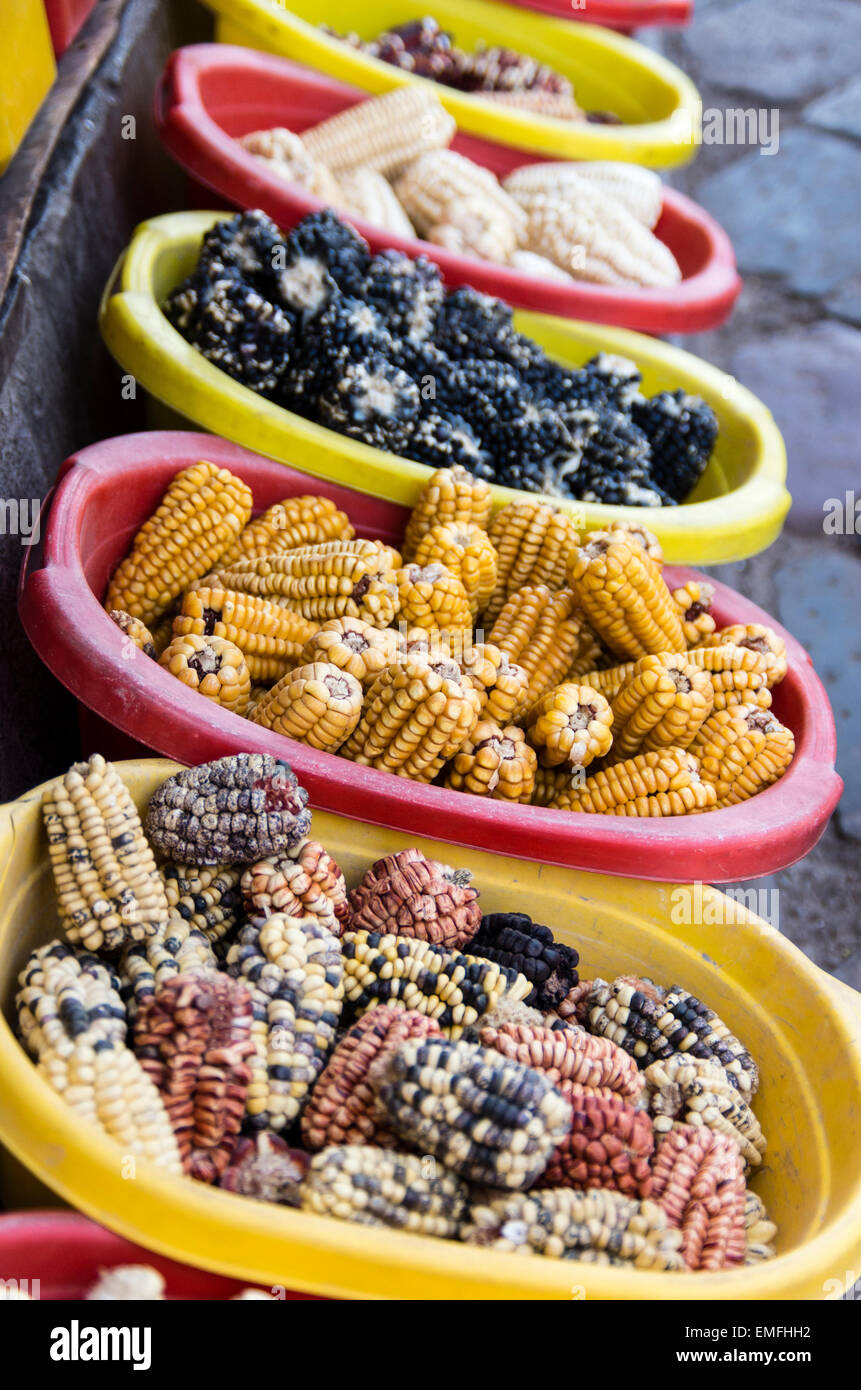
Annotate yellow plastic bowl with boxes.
[1,759,859,1300]
[99,211,790,565]
[0,0,56,173]
[201,0,700,167]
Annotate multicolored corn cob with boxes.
[645,1054,766,1171]
[467,913,579,1010]
[478,1020,643,1102]
[241,840,349,936]
[347,847,481,950]
[301,1144,468,1237]
[651,1125,747,1271]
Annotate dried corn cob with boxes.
[478,1021,643,1102]
[17,941,127,1058]
[484,500,580,624]
[531,765,576,808]
[341,928,531,1038]
[744,1191,778,1264]
[146,754,310,865]
[427,203,519,264]
[509,248,576,282]
[562,624,605,680]
[603,519,664,569]
[488,585,588,714]
[413,522,497,619]
[503,161,663,229]
[696,624,788,688]
[239,127,343,204]
[525,681,614,769]
[161,862,243,951]
[685,643,771,710]
[689,704,795,807]
[467,912,579,1010]
[149,608,177,658]
[86,1266,166,1301]
[520,188,680,290]
[394,149,526,242]
[298,616,400,690]
[645,1055,766,1171]
[394,563,472,636]
[250,660,363,752]
[133,972,255,1183]
[444,720,537,803]
[242,840,348,935]
[485,90,584,121]
[336,166,416,237]
[301,1005,443,1150]
[651,1126,747,1271]
[303,87,456,176]
[671,581,716,646]
[341,655,480,782]
[348,848,481,950]
[109,610,156,659]
[42,755,169,953]
[402,464,493,561]
[104,461,252,629]
[213,541,399,629]
[220,495,355,567]
[460,642,530,725]
[540,1082,655,1197]
[219,1132,309,1205]
[463,1187,684,1268]
[608,654,713,762]
[301,1144,467,1236]
[572,659,639,703]
[120,920,217,1018]
[227,914,344,1130]
[567,535,685,659]
[174,585,317,682]
[544,978,594,1029]
[159,632,251,713]
[553,747,715,817]
[373,1036,571,1188]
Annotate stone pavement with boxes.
[645,0,861,981]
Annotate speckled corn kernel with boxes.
[347,847,481,950]
[645,1054,766,1171]
[241,840,349,935]
[302,1143,468,1237]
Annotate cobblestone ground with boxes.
[646,0,861,983]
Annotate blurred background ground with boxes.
[643,0,861,984]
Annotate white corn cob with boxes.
[428,200,518,264]
[505,161,663,229]
[509,249,576,283]
[302,88,456,178]
[336,167,416,237]
[239,127,343,204]
[523,189,681,290]
[394,149,527,244]
[484,90,584,122]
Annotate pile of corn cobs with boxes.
[19,751,776,1275]
[237,87,677,289]
[164,209,711,505]
[105,459,795,818]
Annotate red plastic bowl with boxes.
[19,431,841,883]
[0,1210,312,1300]
[154,45,739,335]
[508,0,690,29]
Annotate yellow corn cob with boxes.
[104,461,253,629]
[212,541,399,628]
[42,756,170,953]
[689,705,795,807]
[504,161,663,229]
[695,624,788,688]
[460,641,530,725]
[245,683,273,718]
[173,585,316,683]
[576,660,639,702]
[525,682,614,769]
[336,166,416,237]
[685,644,771,710]
[394,149,527,242]
[239,127,343,203]
[531,764,575,808]
[427,202,519,265]
[395,563,473,636]
[219,495,355,566]
[444,720,537,802]
[671,580,716,646]
[608,654,714,762]
[402,464,493,561]
[413,522,498,620]
[298,616,400,689]
[488,585,588,715]
[159,633,251,714]
[108,610,157,659]
[553,748,717,817]
[563,628,606,679]
[250,661,363,752]
[149,608,177,658]
[484,499,580,624]
[567,535,685,659]
[341,656,480,782]
[302,87,456,177]
[601,520,664,571]
[519,187,680,290]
